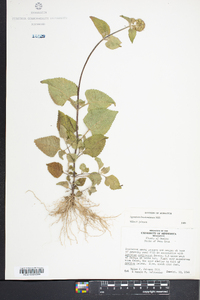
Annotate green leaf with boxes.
[57,110,77,140]
[57,110,76,133]
[41,78,77,106]
[88,186,97,195]
[90,16,110,38]
[85,89,116,111]
[120,15,136,24]
[66,136,77,149]
[34,136,60,157]
[88,172,102,186]
[101,166,110,174]
[58,150,66,160]
[75,178,86,186]
[67,153,78,163]
[69,98,85,109]
[95,157,104,169]
[59,125,68,139]
[79,163,89,173]
[84,134,108,157]
[47,162,63,178]
[128,28,136,43]
[77,140,84,150]
[56,181,69,189]
[105,36,122,50]
[68,139,77,149]
[105,175,121,190]
[84,108,118,135]
[76,191,83,197]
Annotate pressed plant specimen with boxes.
[34,16,145,242]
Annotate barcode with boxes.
[15,266,49,278]
[19,267,44,276]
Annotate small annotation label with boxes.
[32,34,45,38]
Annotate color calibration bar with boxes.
[75,280,170,295]
[75,282,89,294]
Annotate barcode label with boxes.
[15,266,49,277]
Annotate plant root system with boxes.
[50,194,113,244]
[27,190,114,244]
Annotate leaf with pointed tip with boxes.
[56,181,69,189]
[67,153,78,163]
[90,16,110,38]
[101,166,110,174]
[105,175,121,190]
[105,36,122,50]
[120,15,136,24]
[85,89,115,111]
[95,157,104,169]
[57,110,76,141]
[129,28,136,43]
[79,163,89,173]
[120,15,131,23]
[58,150,66,160]
[84,134,107,157]
[88,172,102,186]
[47,162,63,178]
[57,110,76,133]
[41,78,77,106]
[84,108,118,135]
[34,136,60,157]
[75,178,86,186]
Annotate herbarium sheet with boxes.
[6,0,200,279]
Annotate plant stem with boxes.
[76,25,129,136]
[71,25,130,197]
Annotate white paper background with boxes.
[6,0,200,279]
